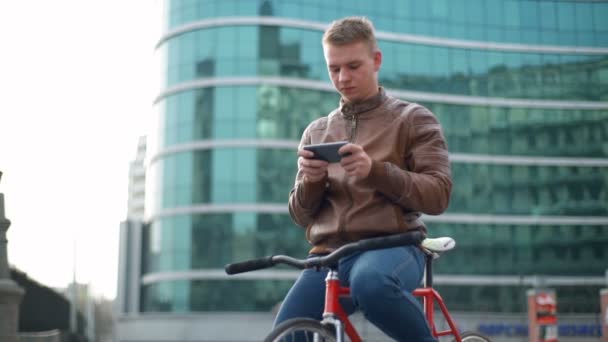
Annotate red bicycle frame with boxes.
[414,287,463,341]
[321,270,463,342]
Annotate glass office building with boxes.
[141,0,608,318]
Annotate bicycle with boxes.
[225,230,491,342]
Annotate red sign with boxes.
[528,289,558,342]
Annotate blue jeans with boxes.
[273,245,437,342]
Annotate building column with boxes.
[116,220,142,315]
[0,171,25,342]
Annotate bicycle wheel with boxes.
[264,318,337,342]
[456,331,492,342]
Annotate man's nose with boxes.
[338,69,351,83]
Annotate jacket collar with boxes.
[339,87,386,118]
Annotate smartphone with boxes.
[303,141,349,163]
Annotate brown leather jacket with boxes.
[288,88,452,254]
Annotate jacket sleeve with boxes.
[288,128,328,228]
[366,105,452,215]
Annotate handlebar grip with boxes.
[225,256,275,275]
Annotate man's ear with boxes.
[373,50,382,71]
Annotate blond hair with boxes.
[322,16,378,53]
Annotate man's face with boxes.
[323,41,382,103]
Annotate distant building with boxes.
[116,0,608,341]
[117,136,147,319]
[126,136,146,220]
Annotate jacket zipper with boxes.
[349,116,358,142]
[338,115,358,240]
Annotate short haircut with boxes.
[322,16,378,53]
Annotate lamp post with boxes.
[0,171,25,342]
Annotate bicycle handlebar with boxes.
[225,230,425,275]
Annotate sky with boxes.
[0,0,161,299]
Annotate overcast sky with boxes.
[0,0,161,299]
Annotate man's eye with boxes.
[331,68,340,73]
[349,64,360,70]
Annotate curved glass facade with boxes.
[166,0,608,46]
[143,212,308,274]
[146,148,608,215]
[155,87,338,145]
[144,0,608,314]
[160,28,608,100]
[156,88,608,155]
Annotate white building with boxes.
[126,136,146,220]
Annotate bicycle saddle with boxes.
[421,237,455,252]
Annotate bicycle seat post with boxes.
[425,253,434,288]
[420,253,435,319]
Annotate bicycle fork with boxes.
[321,269,361,342]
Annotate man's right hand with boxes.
[298,149,329,183]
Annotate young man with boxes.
[277,16,452,341]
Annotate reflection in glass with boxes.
[160,26,608,100]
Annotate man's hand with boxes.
[339,143,372,178]
[298,149,329,183]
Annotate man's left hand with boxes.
[338,143,372,178]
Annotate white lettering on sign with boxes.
[536,294,556,306]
